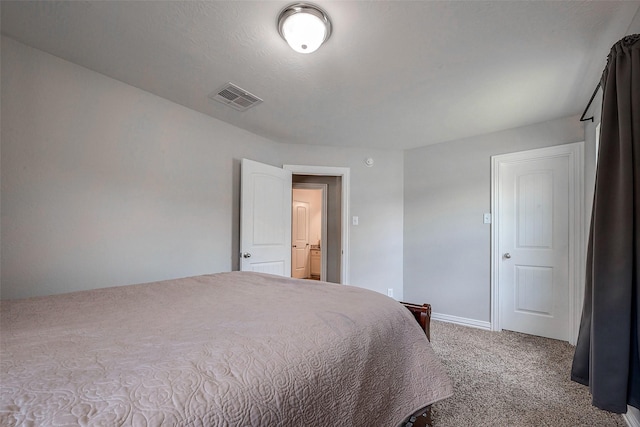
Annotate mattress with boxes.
[0,272,453,426]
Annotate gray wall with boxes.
[403,116,585,321]
[1,37,405,300]
[1,36,279,298]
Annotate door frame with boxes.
[292,183,328,281]
[490,142,584,345]
[284,165,350,285]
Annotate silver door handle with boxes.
[242,252,252,258]
[504,253,511,259]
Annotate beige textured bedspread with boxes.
[1,272,452,426]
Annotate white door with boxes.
[493,143,583,342]
[240,159,292,276]
[291,200,310,279]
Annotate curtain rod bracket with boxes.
[580,82,601,123]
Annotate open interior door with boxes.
[240,159,292,276]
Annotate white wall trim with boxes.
[283,165,350,285]
[623,406,640,427]
[490,142,585,345]
[431,312,492,330]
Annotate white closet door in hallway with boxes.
[492,142,584,343]
[291,200,310,279]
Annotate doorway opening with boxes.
[291,184,327,281]
[284,165,350,285]
[291,175,342,283]
[239,160,349,283]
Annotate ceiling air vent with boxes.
[210,83,263,112]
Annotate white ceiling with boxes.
[2,1,639,150]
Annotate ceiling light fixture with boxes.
[277,3,332,54]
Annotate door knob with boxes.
[242,252,252,258]
[504,253,511,259]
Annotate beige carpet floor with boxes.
[428,320,626,427]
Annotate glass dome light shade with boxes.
[278,3,331,54]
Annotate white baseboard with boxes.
[431,312,492,330]
[624,406,640,427]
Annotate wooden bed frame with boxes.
[401,302,432,341]
[400,302,434,427]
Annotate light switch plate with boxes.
[352,216,359,226]
[483,213,492,224]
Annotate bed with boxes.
[0,272,452,426]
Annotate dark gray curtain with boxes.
[571,34,640,413]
